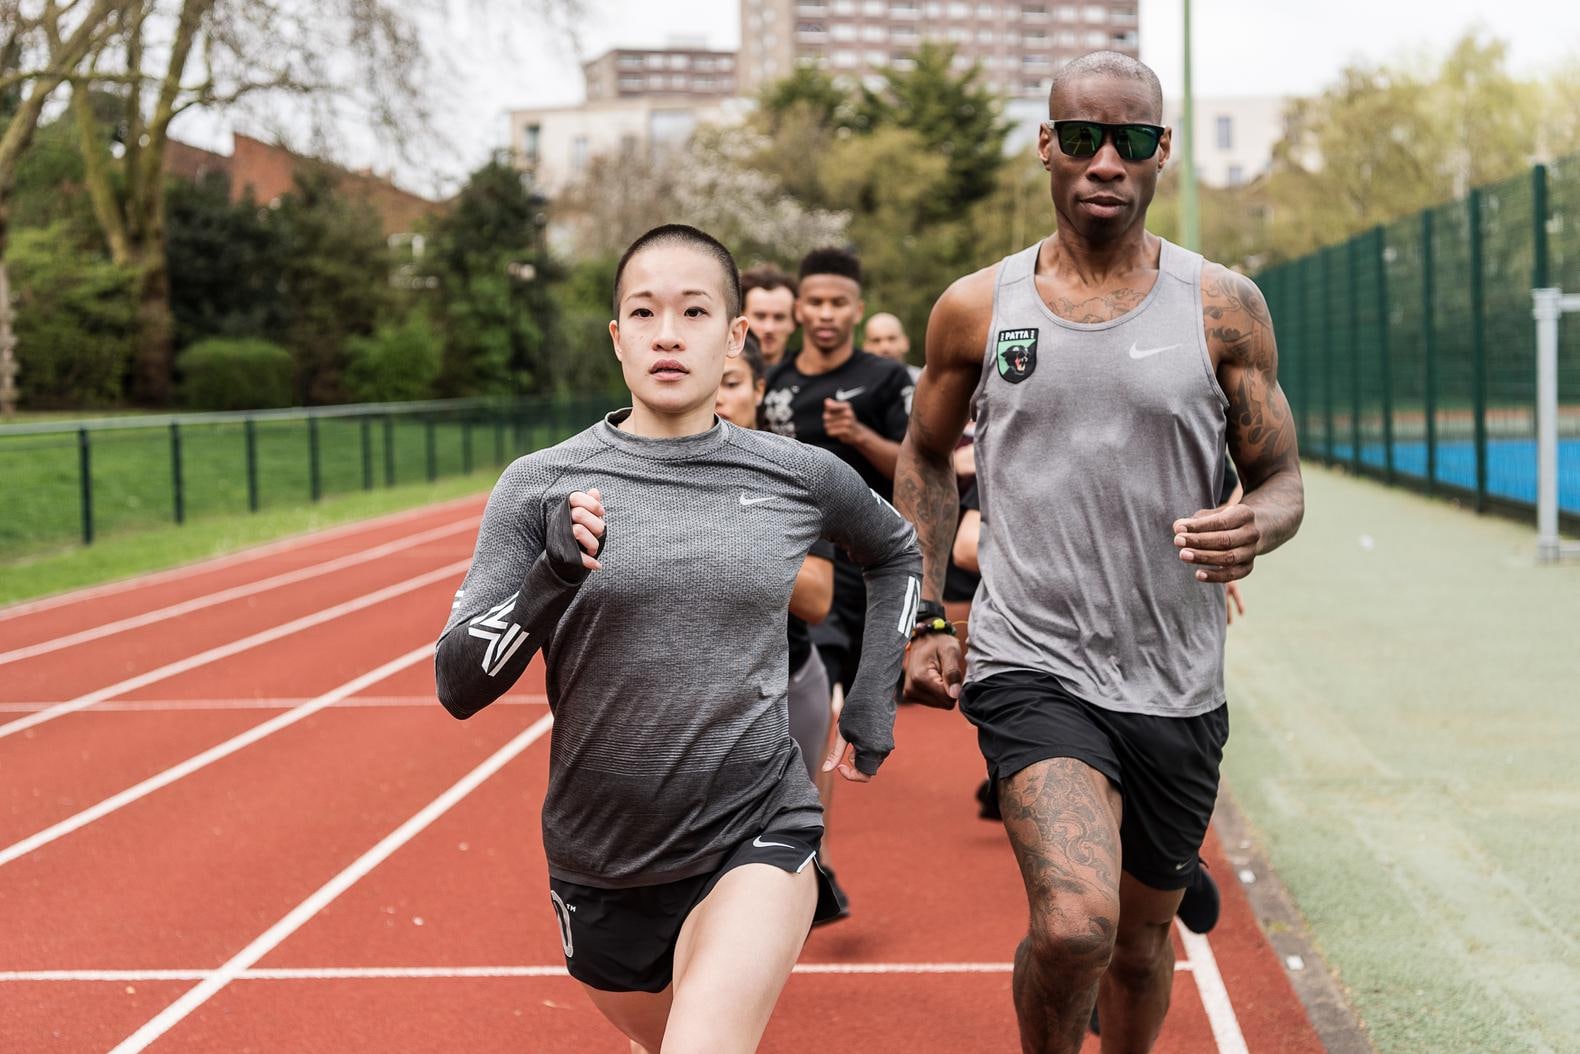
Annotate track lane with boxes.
[0,496,485,643]
[0,539,475,705]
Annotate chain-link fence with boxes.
[1259,161,1580,527]
[0,395,619,554]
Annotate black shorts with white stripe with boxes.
[547,826,839,993]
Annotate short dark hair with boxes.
[1049,51,1164,123]
[742,264,798,301]
[613,224,743,318]
[739,331,767,384]
[798,246,862,288]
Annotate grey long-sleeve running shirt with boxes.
[435,411,921,888]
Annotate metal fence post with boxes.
[384,414,396,486]
[1532,163,1550,290]
[1377,226,1394,483]
[1468,188,1488,512]
[462,415,473,474]
[308,413,322,502]
[1322,247,1336,464]
[1348,236,1362,473]
[77,427,93,545]
[361,417,373,490]
[425,416,437,482]
[1422,210,1438,493]
[169,421,185,525]
[245,417,259,511]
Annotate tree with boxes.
[269,166,391,404]
[855,42,1010,216]
[423,156,557,396]
[1258,30,1547,262]
[164,170,284,347]
[60,0,587,404]
[0,0,135,415]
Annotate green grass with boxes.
[1223,464,1580,1053]
[1,412,572,557]
[0,473,494,607]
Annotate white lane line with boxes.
[0,645,436,868]
[2,961,1194,982]
[106,714,555,1054]
[1178,922,1249,1054]
[0,695,548,714]
[0,518,479,667]
[0,493,485,622]
[0,558,469,742]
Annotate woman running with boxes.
[436,224,921,1052]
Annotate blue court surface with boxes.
[1319,437,1580,512]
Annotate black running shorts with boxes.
[546,826,840,993]
[961,669,1229,891]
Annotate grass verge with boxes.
[0,474,491,607]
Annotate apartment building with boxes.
[738,0,1140,101]
[583,46,739,101]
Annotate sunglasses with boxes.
[1044,120,1166,161]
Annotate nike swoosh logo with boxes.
[753,835,796,849]
[740,494,777,507]
[833,387,865,400]
[1129,343,1181,360]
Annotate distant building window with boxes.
[621,133,640,155]
[1227,164,1245,185]
[668,54,687,69]
[646,54,665,69]
[618,54,643,69]
[833,23,857,40]
[948,1,969,16]
[1084,29,1106,46]
[1084,4,1106,20]
[1053,4,1075,21]
[863,0,887,13]
[832,0,856,11]
[571,136,589,171]
[863,24,888,40]
[1216,114,1233,150]
[524,123,541,163]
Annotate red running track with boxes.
[0,500,1324,1053]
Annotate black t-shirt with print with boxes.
[761,348,914,502]
[944,481,981,603]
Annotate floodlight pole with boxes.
[1179,0,1200,252]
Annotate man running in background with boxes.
[895,52,1303,1053]
[742,265,799,368]
[864,312,922,383]
[763,247,915,697]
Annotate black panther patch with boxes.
[995,328,1038,384]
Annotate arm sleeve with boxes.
[434,463,602,720]
[809,449,922,775]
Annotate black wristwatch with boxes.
[915,599,947,624]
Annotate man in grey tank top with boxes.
[894,53,1304,1053]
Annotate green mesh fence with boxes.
[1259,160,1580,526]
[0,395,620,555]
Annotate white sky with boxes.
[172,0,1580,197]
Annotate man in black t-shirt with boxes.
[763,247,915,694]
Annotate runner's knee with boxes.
[1107,918,1173,989]
[1024,894,1119,981]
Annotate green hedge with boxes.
[177,338,294,410]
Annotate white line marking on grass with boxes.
[106,713,554,1054]
[1178,922,1249,1054]
[3,961,1193,983]
[0,695,548,714]
[0,645,437,868]
[0,558,469,742]
[0,519,478,667]
[0,494,485,622]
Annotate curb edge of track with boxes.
[1213,785,1377,1054]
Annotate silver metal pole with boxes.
[1532,288,1561,562]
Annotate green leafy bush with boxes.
[177,338,294,410]
[8,224,138,409]
[344,316,442,402]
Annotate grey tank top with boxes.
[966,238,1229,717]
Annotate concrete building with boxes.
[738,0,1139,102]
[510,96,751,196]
[1162,96,1290,187]
[583,46,739,101]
